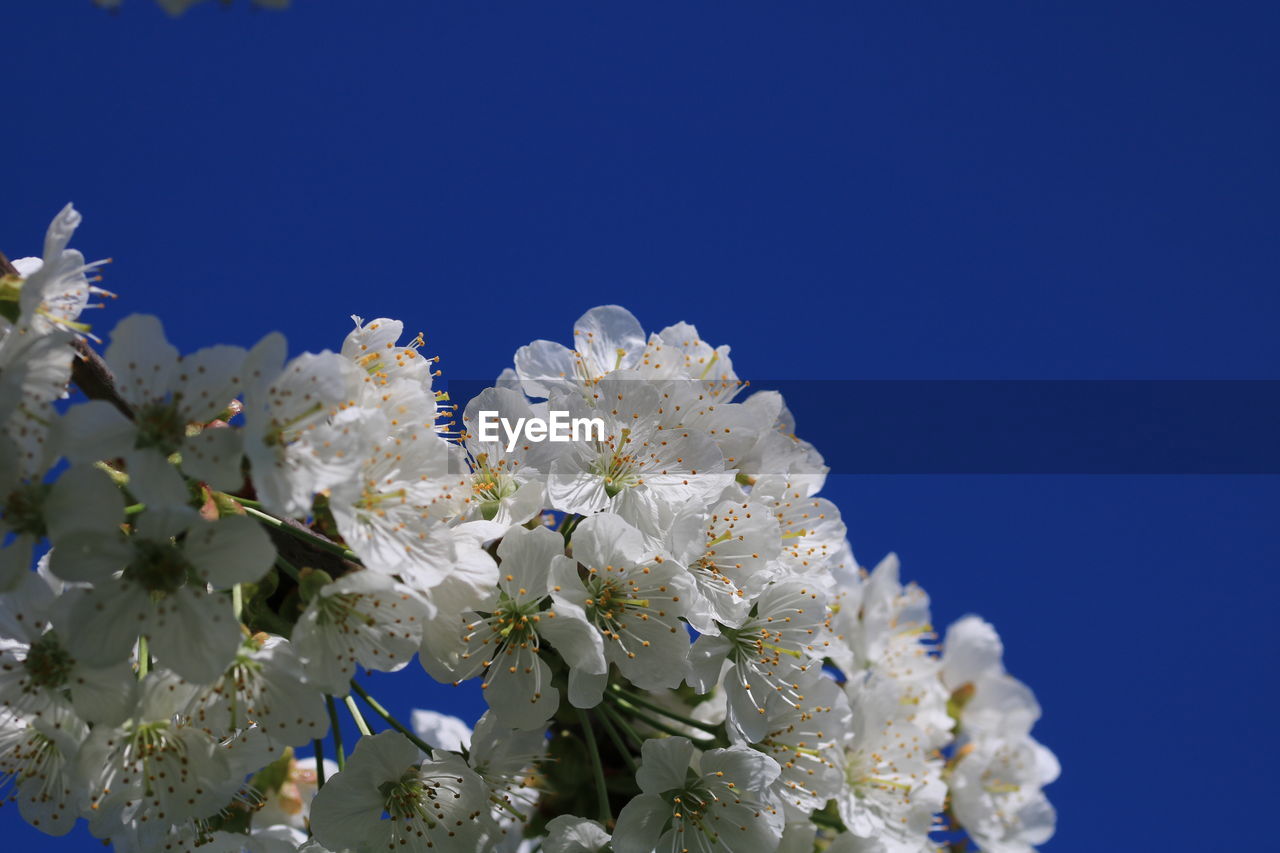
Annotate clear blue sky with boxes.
[4,2,1278,849]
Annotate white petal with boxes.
[574,305,645,373]
[48,529,132,583]
[495,524,563,600]
[567,667,607,709]
[173,344,246,423]
[69,658,139,726]
[54,399,135,464]
[104,314,179,407]
[541,597,607,678]
[127,449,193,512]
[610,793,670,853]
[150,586,241,684]
[181,425,245,490]
[513,339,576,398]
[183,514,276,587]
[44,463,125,541]
[66,582,150,668]
[635,735,695,793]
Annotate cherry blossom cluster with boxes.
[0,206,1058,852]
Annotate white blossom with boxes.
[0,565,137,725]
[292,569,427,696]
[340,316,439,425]
[549,513,693,704]
[55,313,249,489]
[427,523,601,730]
[458,386,561,525]
[666,490,782,634]
[0,204,109,479]
[309,730,492,852]
[514,305,647,398]
[745,675,852,820]
[79,671,233,829]
[186,634,329,747]
[52,473,276,683]
[468,712,547,851]
[545,373,733,536]
[326,410,462,592]
[613,736,785,853]
[835,675,945,850]
[949,734,1059,853]
[0,703,87,836]
[752,474,846,577]
[941,615,1042,739]
[242,332,367,518]
[688,579,830,743]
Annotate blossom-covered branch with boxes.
[0,205,1057,852]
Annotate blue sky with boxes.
[3,1,1278,849]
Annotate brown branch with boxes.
[263,522,362,580]
[70,337,134,418]
[0,251,18,278]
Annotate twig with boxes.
[70,337,133,418]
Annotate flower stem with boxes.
[811,809,846,831]
[605,692,718,745]
[326,696,346,769]
[576,706,612,825]
[344,694,372,737]
[313,739,327,789]
[274,555,302,581]
[595,704,638,773]
[232,583,244,621]
[136,635,149,680]
[349,680,437,756]
[608,684,722,735]
[599,701,646,751]
[241,504,361,562]
[559,513,583,543]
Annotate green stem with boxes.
[599,701,646,751]
[274,555,302,582]
[811,810,846,831]
[136,635,149,680]
[606,693,718,744]
[344,695,372,737]
[232,584,244,621]
[242,504,361,562]
[559,513,583,543]
[313,739,327,789]
[595,704,638,773]
[608,685,722,735]
[326,696,346,769]
[349,680,437,756]
[124,503,146,516]
[576,706,611,825]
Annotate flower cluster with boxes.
[0,206,1057,852]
